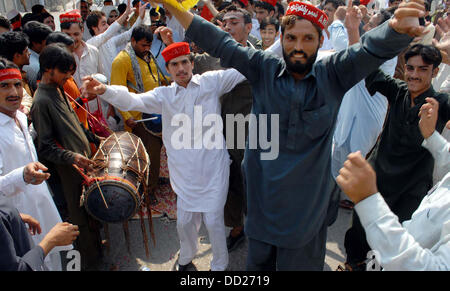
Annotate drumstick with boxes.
[134,117,158,123]
[95,179,109,209]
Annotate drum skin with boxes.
[83,132,150,223]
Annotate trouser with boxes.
[55,166,102,270]
[246,222,328,271]
[224,149,246,228]
[177,207,229,271]
[344,192,423,265]
[133,123,163,195]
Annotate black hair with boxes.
[211,11,225,26]
[0,56,19,70]
[281,15,322,39]
[150,7,160,18]
[23,21,52,48]
[104,0,113,3]
[0,31,29,61]
[21,13,37,28]
[223,4,252,24]
[46,31,75,47]
[31,4,45,15]
[378,8,394,25]
[0,16,11,30]
[39,43,76,74]
[60,21,83,31]
[218,2,232,11]
[231,0,247,8]
[36,12,54,23]
[254,1,275,13]
[404,44,442,69]
[131,25,153,43]
[324,0,346,10]
[132,0,140,7]
[275,3,284,17]
[118,3,127,15]
[260,17,280,31]
[86,11,106,36]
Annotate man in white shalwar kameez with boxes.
[0,58,72,271]
[82,42,246,271]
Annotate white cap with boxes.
[6,9,20,20]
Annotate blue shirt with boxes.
[186,16,413,247]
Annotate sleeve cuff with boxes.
[422,131,446,153]
[354,193,392,228]
[12,166,27,186]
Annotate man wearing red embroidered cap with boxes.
[152,0,428,270]
[82,42,246,271]
[60,12,104,90]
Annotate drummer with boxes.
[82,42,246,271]
[30,43,103,270]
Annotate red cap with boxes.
[11,21,21,30]
[59,12,82,24]
[262,0,277,7]
[285,1,328,30]
[162,42,191,63]
[359,0,371,5]
[0,69,22,82]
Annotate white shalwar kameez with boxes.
[0,111,73,271]
[100,68,246,270]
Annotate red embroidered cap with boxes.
[59,12,82,24]
[162,42,191,63]
[285,1,329,30]
[0,68,22,82]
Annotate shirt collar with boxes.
[411,86,436,106]
[0,111,13,125]
[174,74,201,94]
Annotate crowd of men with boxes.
[0,0,449,271]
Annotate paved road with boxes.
[92,207,352,271]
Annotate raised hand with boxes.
[345,0,362,32]
[336,151,379,204]
[389,0,426,37]
[418,97,439,139]
[155,26,175,46]
[433,16,450,65]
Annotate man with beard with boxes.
[155,0,428,270]
[342,43,450,271]
[110,25,169,212]
[30,44,102,270]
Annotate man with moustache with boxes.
[0,57,74,270]
[342,43,450,271]
[159,5,258,252]
[155,0,429,270]
[30,44,102,270]
[60,12,103,88]
[82,42,246,271]
[110,24,169,209]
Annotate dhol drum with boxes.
[80,131,150,223]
